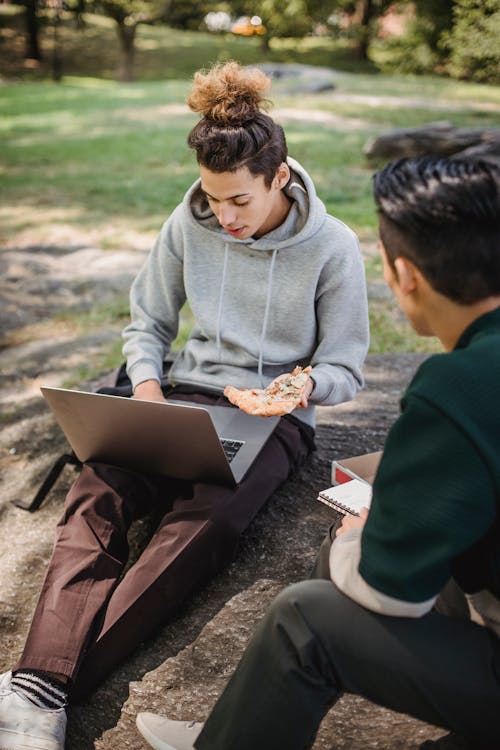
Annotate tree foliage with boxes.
[329,0,394,60]
[14,0,500,86]
[245,0,318,49]
[98,0,170,27]
[376,0,500,82]
[411,0,454,52]
[444,0,500,83]
[96,0,171,81]
[150,0,210,30]
[376,1,452,75]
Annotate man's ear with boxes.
[393,257,418,295]
[274,162,290,190]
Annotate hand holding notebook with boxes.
[317,478,372,516]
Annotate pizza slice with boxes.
[224,365,312,417]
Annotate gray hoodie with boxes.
[122,158,369,428]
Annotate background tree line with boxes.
[13,0,500,83]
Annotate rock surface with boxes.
[97,578,445,750]
[0,241,449,748]
[0,345,449,749]
[257,63,337,93]
[363,121,500,167]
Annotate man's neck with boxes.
[434,297,500,351]
[254,191,292,238]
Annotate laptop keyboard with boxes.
[220,438,245,463]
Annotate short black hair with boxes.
[373,157,500,304]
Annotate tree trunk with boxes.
[259,33,270,53]
[24,0,42,61]
[356,0,374,61]
[51,5,63,82]
[116,21,137,82]
[74,0,86,30]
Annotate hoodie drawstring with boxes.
[258,248,279,386]
[216,243,230,357]
[217,245,279,385]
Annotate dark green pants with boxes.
[195,529,500,749]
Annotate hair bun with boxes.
[187,61,271,125]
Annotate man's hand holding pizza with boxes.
[224,365,313,417]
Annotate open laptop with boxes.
[41,386,280,486]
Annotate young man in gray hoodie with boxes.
[0,62,369,750]
[136,156,500,750]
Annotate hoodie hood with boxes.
[184,157,327,251]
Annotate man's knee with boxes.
[255,580,346,690]
[266,579,366,657]
[273,578,348,614]
[266,579,344,644]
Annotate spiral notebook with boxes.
[317,478,372,516]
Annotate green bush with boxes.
[373,0,500,84]
[375,17,440,75]
[373,0,453,76]
[443,0,500,84]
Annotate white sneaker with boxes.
[0,672,66,750]
[136,713,203,750]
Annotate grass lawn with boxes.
[2,10,500,366]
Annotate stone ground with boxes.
[0,239,456,749]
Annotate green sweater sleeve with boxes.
[359,394,497,603]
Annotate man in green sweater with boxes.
[136,156,500,750]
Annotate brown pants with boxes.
[15,391,312,700]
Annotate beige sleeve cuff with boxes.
[329,529,436,618]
